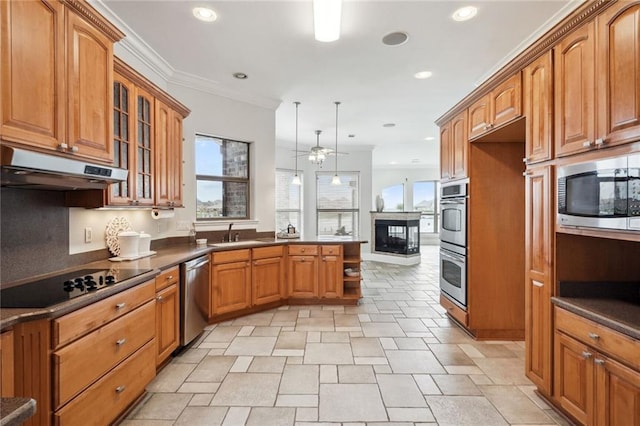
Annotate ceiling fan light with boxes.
[331,174,342,185]
[314,0,342,42]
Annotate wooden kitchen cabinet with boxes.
[288,245,319,298]
[596,1,640,149]
[0,0,122,163]
[252,246,286,306]
[468,73,522,140]
[319,245,343,298]
[523,52,554,163]
[439,122,452,180]
[554,22,596,157]
[155,267,180,366]
[211,250,252,315]
[440,112,468,181]
[0,330,14,397]
[524,165,554,396]
[595,353,640,426]
[155,99,183,207]
[109,73,136,205]
[342,242,362,300]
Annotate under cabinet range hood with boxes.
[0,146,127,190]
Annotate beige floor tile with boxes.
[318,384,387,422]
[295,317,335,331]
[396,318,430,333]
[432,374,482,395]
[350,337,385,357]
[469,374,494,385]
[248,356,286,373]
[377,374,427,407]
[518,385,552,409]
[177,382,220,393]
[251,326,282,336]
[368,314,397,322]
[188,393,214,406]
[303,343,353,364]
[474,358,533,385]
[379,337,399,350]
[287,355,304,363]
[187,356,235,382]
[472,343,519,358]
[387,407,435,422]
[146,363,196,392]
[204,326,242,343]
[353,356,388,365]
[296,407,318,422]
[276,331,307,349]
[429,326,476,344]
[338,365,376,383]
[426,395,509,425]
[334,314,360,327]
[272,310,299,323]
[321,331,350,342]
[275,394,318,407]
[174,406,228,426]
[413,374,442,395]
[361,322,406,337]
[374,365,393,374]
[222,407,251,426]
[238,325,255,336]
[231,312,274,326]
[310,309,335,318]
[134,393,192,420]
[280,364,320,394]
[225,336,277,356]
[457,343,486,358]
[211,373,280,406]
[386,350,445,374]
[273,349,305,357]
[172,348,210,364]
[230,355,253,372]
[320,364,338,383]
[119,421,174,426]
[480,385,554,424]
[246,407,296,426]
[428,343,475,366]
[394,337,429,350]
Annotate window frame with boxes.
[195,133,251,221]
[412,180,440,233]
[315,171,360,237]
[275,168,304,234]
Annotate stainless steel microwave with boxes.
[558,154,640,231]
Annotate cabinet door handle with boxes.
[166,275,173,280]
[68,146,79,153]
[57,143,68,151]
[595,138,605,146]
[594,358,605,365]
[116,338,127,346]
[156,296,164,302]
[115,302,126,310]
[522,157,528,163]
[582,140,592,148]
[115,385,126,393]
[588,332,599,340]
[532,282,543,288]
[581,351,592,359]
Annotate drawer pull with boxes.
[582,140,592,148]
[588,332,600,340]
[301,248,305,252]
[594,358,605,365]
[116,338,127,346]
[115,302,126,310]
[595,138,605,146]
[532,282,544,288]
[581,351,592,359]
[115,385,126,393]
[166,275,173,280]
[156,296,164,302]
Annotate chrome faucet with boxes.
[227,223,234,242]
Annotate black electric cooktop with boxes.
[0,268,153,309]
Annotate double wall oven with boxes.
[439,180,468,308]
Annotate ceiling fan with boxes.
[297,130,348,165]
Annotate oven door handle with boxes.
[440,250,465,263]
[440,199,465,205]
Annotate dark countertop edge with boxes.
[0,239,367,331]
[551,297,640,340]
[0,398,36,426]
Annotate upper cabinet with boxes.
[440,111,467,182]
[468,73,522,140]
[524,52,554,164]
[554,22,596,157]
[0,0,123,164]
[439,122,452,180]
[155,100,183,208]
[596,1,640,148]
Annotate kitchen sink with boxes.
[208,240,264,248]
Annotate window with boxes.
[195,134,249,220]
[413,180,439,233]
[381,184,404,211]
[316,172,359,237]
[275,169,303,233]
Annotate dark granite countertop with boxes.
[0,398,36,426]
[551,297,640,340]
[0,238,366,331]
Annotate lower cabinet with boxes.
[211,249,252,315]
[252,245,285,305]
[319,245,343,298]
[0,330,14,397]
[155,267,180,366]
[288,245,319,298]
[553,307,640,426]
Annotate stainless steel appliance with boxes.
[558,153,640,231]
[180,255,210,346]
[439,180,468,308]
[0,268,153,308]
[1,146,128,190]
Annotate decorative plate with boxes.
[105,216,133,256]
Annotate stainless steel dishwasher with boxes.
[180,255,210,346]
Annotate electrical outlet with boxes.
[176,220,190,231]
[84,227,92,243]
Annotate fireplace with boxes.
[374,219,420,255]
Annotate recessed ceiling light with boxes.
[233,72,248,80]
[383,123,396,128]
[192,7,217,22]
[414,71,433,79]
[382,32,409,46]
[452,6,478,22]
[424,136,435,141]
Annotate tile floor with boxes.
[122,246,572,426]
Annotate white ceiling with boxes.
[99,0,578,169]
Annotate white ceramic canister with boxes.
[118,231,140,258]
[138,231,151,254]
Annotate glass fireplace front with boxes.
[374,219,420,255]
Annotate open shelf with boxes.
[343,256,361,263]
[343,276,361,282]
[341,242,362,302]
[343,286,361,299]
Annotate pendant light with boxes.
[292,102,302,185]
[331,101,342,185]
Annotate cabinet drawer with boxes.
[253,245,284,260]
[288,245,318,256]
[54,340,156,426]
[440,293,468,326]
[555,307,640,370]
[321,245,342,256]
[53,301,155,409]
[52,279,155,348]
[156,266,179,291]
[212,249,250,264]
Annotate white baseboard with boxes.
[362,252,421,265]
